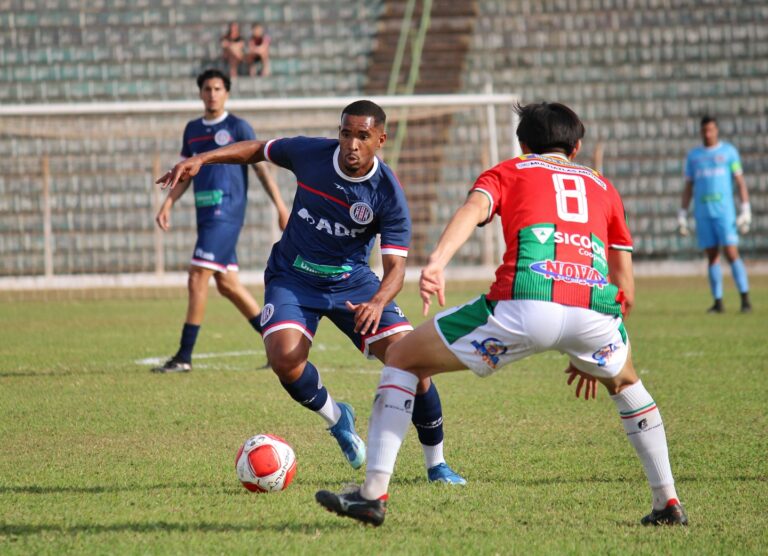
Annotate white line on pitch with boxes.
[135,350,263,366]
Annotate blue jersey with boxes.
[264,136,410,287]
[684,141,742,220]
[180,112,256,226]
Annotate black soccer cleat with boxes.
[740,293,752,313]
[151,355,192,373]
[706,299,724,314]
[641,499,689,526]
[316,487,387,527]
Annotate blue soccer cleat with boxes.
[427,463,467,485]
[328,402,366,469]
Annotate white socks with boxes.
[360,366,418,500]
[317,396,341,427]
[422,442,445,470]
[611,380,678,510]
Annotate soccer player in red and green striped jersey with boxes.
[316,102,687,528]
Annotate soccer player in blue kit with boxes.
[678,116,752,313]
[152,69,290,373]
[157,100,465,483]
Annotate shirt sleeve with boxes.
[180,123,192,158]
[237,118,256,142]
[730,145,743,176]
[607,184,633,252]
[684,150,693,180]
[263,136,308,172]
[379,179,411,258]
[469,165,503,226]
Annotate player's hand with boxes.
[565,364,597,400]
[420,262,446,317]
[736,202,752,234]
[345,300,385,336]
[676,208,689,237]
[156,156,203,190]
[155,204,171,231]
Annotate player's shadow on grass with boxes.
[0,482,237,495]
[0,520,340,537]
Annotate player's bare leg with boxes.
[722,244,752,312]
[369,332,466,485]
[213,270,268,351]
[266,328,365,468]
[595,351,688,526]
[316,320,464,524]
[152,265,214,373]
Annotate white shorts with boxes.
[434,297,629,379]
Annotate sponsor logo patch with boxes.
[592,343,618,367]
[471,337,507,369]
[194,247,215,261]
[260,304,275,326]
[349,202,374,225]
[531,227,554,244]
[530,260,608,288]
[214,129,233,146]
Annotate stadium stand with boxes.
[1,0,766,278]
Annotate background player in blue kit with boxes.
[678,116,752,313]
[152,69,290,373]
[157,100,465,484]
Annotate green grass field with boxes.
[1,277,766,555]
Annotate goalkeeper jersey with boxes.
[684,141,742,221]
[471,153,633,316]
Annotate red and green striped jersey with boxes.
[471,153,633,316]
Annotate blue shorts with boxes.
[695,216,738,249]
[191,222,241,273]
[260,268,412,358]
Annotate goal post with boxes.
[0,93,520,288]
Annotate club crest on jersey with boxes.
[260,304,275,326]
[214,129,233,146]
[530,260,608,289]
[349,202,374,225]
[471,337,507,369]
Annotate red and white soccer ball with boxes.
[235,434,297,493]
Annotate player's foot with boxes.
[151,355,191,373]
[741,293,752,313]
[427,463,467,485]
[706,299,724,314]
[315,486,386,526]
[641,499,689,526]
[328,402,366,469]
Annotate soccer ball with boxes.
[235,434,297,493]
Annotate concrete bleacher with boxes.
[2,0,767,278]
[460,0,768,258]
[0,0,381,276]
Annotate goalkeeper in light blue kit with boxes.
[678,116,752,313]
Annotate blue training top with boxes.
[264,136,410,286]
[180,112,256,226]
[684,141,742,220]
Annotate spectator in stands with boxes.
[221,22,245,78]
[246,23,271,77]
[678,115,752,313]
[151,68,289,373]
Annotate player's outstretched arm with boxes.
[253,161,290,230]
[155,178,191,231]
[156,140,268,189]
[608,250,635,318]
[346,254,405,336]
[420,191,489,316]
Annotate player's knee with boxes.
[187,268,209,293]
[266,346,307,379]
[215,277,236,298]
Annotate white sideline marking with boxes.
[135,350,262,366]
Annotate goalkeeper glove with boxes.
[677,208,689,237]
[736,202,752,234]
